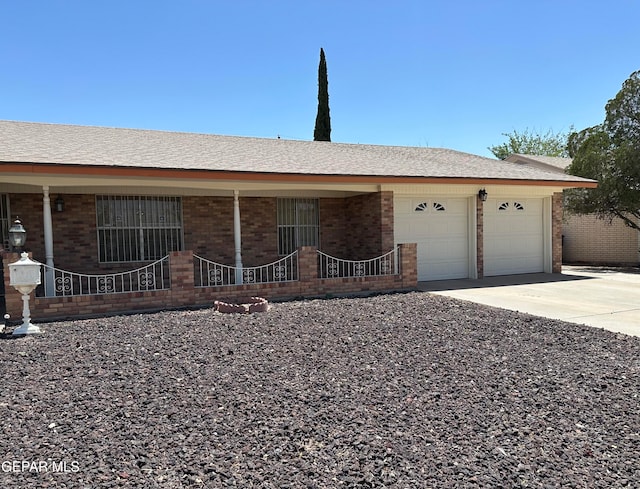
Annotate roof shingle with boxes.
[506,153,572,172]
[0,120,593,184]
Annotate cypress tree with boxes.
[313,48,331,142]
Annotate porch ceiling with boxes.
[0,172,382,197]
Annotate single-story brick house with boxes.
[505,153,640,265]
[0,121,595,321]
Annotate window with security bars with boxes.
[96,196,183,263]
[0,194,9,250]
[277,198,319,255]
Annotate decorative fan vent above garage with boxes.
[414,202,428,211]
[498,202,524,211]
[414,202,446,212]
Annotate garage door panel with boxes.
[424,239,466,260]
[507,217,542,233]
[523,200,543,214]
[440,239,468,258]
[430,220,463,235]
[484,198,544,276]
[445,199,467,213]
[521,239,543,255]
[427,261,468,281]
[417,253,468,278]
[510,221,535,234]
[395,199,413,214]
[485,237,511,255]
[491,256,543,275]
[395,221,410,236]
[394,196,469,281]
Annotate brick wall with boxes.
[563,213,640,265]
[2,251,182,321]
[319,198,348,256]
[552,193,563,273]
[379,191,395,253]
[49,194,98,272]
[194,244,417,306]
[7,193,46,263]
[318,192,395,260]
[3,245,418,322]
[348,191,379,257]
[183,196,278,266]
[398,242,417,285]
[184,196,234,263]
[239,197,279,264]
[476,195,484,278]
[168,250,196,307]
[9,193,394,275]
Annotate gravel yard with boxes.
[1,292,639,488]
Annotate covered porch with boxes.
[1,170,416,321]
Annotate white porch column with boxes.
[42,186,55,296]
[233,190,244,284]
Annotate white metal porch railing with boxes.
[36,256,170,297]
[194,251,298,287]
[317,248,399,278]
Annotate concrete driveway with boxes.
[418,266,640,337]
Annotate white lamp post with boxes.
[9,252,43,335]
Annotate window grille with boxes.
[277,198,319,255]
[96,196,183,262]
[0,194,9,250]
[499,201,525,212]
[414,202,428,211]
[414,201,446,212]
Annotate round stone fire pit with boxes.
[213,297,269,314]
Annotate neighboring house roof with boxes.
[0,120,594,186]
[505,153,572,174]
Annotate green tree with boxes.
[565,70,640,231]
[313,48,331,142]
[488,128,569,160]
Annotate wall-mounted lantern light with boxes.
[8,218,27,251]
[55,195,65,212]
[478,189,488,202]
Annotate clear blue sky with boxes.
[2,1,639,158]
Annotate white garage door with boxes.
[395,197,469,281]
[484,198,544,276]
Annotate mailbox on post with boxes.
[9,252,43,335]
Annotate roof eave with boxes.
[0,161,598,188]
